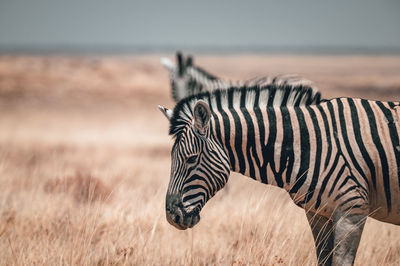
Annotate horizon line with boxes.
[1,44,400,55]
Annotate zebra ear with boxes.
[186,55,193,67]
[158,105,173,120]
[177,51,185,76]
[193,100,211,135]
[160,57,175,72]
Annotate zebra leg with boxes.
[332,212,366,266]
[306,212,334,266]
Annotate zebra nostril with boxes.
[174,214,180,224]
[166,194,186,227]
[166,194,182,207]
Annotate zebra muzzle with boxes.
[166,194,200,230]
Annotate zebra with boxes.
[160,52,322,196]
[158,85,400,265]
[161,51,318,102]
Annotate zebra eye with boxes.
[186,155,198,164]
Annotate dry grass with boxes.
[0,54,400,265]
[43,172,112,203]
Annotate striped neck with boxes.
[208,102,332,211]
[186,66,238,90]
[169,86,322,192]
[186,65,219,82]
[209,105,303,189]
[169,85,321,137]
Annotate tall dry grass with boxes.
[0,54,399,265]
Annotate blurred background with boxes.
[1,0,400,53]
[0,1,400,265]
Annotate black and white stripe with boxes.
[160,84,400,265]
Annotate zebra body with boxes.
[161,52,319,102]
[159,85,400,265]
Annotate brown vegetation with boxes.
[44,172,112,203]
[0,54,399,265]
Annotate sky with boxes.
[0,0,399,52]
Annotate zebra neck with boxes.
[211,105,315,192]
[187,67,239,90]
[187,66,219,83]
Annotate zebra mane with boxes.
[169,84,322,137]
[187,64,219,82]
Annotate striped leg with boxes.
[306,212,334,266]
[332,212,366,266]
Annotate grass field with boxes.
[0,54,400,265]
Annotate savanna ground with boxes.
[0,54,400,265]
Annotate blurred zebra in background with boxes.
[161,52,319,102]
[159,84,400,266]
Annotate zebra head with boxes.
[159,100,230,230]
[161,52,194,102]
